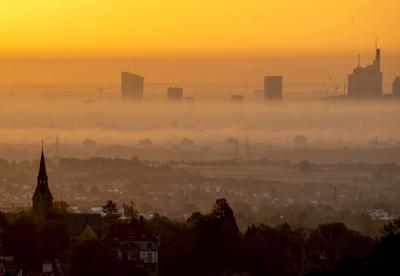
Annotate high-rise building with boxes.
[264,76,283,100]
[393,77,400,96]
[167,87,183,102]
[32,148,53,218]
[347,48,383,98]
[121,72,144,101]
[231,94,244,103]
[253,89,264,99]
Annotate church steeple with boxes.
[37,147,48,185]
[32,145,53,218]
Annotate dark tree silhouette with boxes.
[70,240,120,276]
[37,220,69,259]
[3,217,39,271]
[103,200,121,223]
[52,200,69,214]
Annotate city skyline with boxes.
[0,43,399,100]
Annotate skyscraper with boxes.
[121,72,144,101]
[167,87,183,102]
[347,48,383,98]
[32,148,53,218]
[264,76,283,100]
[393,77,400,96]
[231,94,244,103]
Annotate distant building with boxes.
[137,138,153,147]
[82,139,97,148]
[167,87,183,102]
[121,72,144,101]
[180,138,195,149]
[112,218,159,276]
[231,94,244,103]
[264,76,283,100]
[393,77,400,96]
[253,89,264,99]
[293,135,308,148]
[347,48,383,98]
[184,97,195,102]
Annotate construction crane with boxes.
[96,87,109,102]
[329,76,339,96]
[322,81,330,97]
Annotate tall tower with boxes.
[32,147,53,218]
[264,76,283,101]
[121,72,144,101]
[347,46,383,97]
[374,38,381,72]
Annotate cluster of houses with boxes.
[0,149,159,276]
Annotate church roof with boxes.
[47,213,103,238]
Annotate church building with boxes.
[32,148,53,218]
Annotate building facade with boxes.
[393,77,400,96]
[231,94,244,103]
[121,72,144,101]
[167,87,183,102]
[264,76,283,100]
[347,48,383,98]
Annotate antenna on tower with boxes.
[334,185,337,208]
[375,37,378,49]
[358,54,361,67]
[245,138,250,156]
[56,135,60,154]
[96,87,109,102]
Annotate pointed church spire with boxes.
[38,143,48,182]
[33,143,53,218]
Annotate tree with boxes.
[123,201,139,221]
[3,218,39,271]
[52,200,69,214]
[306,223,367,270]
[37,220,69,259]
[382,217,400,236]
[0,211,8,230]
[298,160,313,174]
[244,224,307,276]
[189,199,243,275]
[212,198,239,232]
[70,240,120,276]
[103,200,121,222]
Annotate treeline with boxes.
[1,199,400,275]
[149,199,378,276]
[176,158,400,175]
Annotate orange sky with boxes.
[0,0,399,58]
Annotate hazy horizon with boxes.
[1,53,399,100]
[0,99,397,149]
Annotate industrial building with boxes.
[393,77,400,96]
[347,48,383,98]
[167,87,183,102]
[264,76,283,100]
[231,94,244,103]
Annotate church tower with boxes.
[32,147,53,218]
